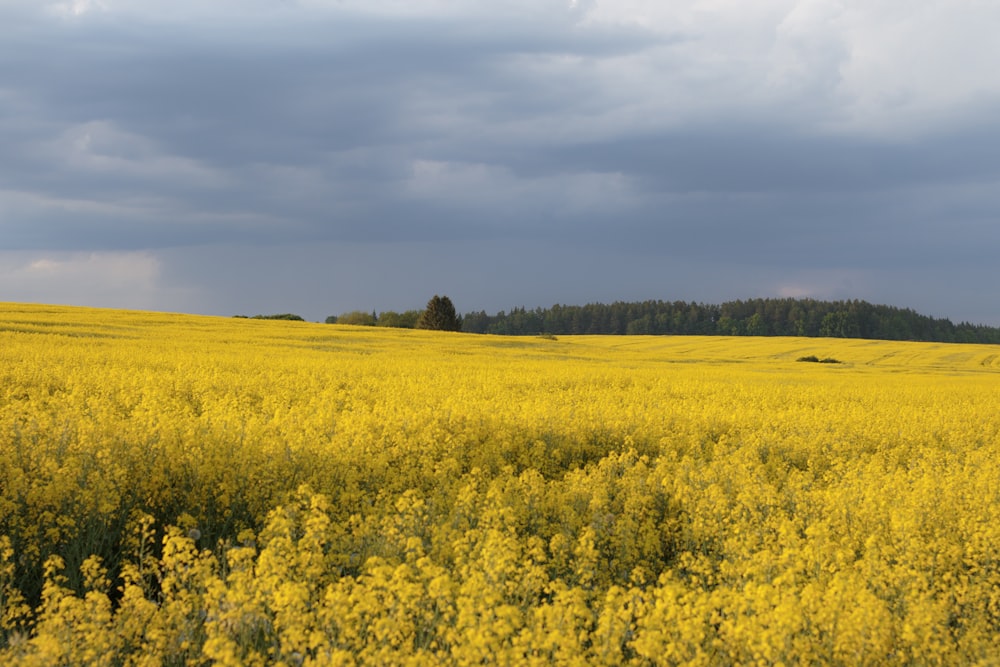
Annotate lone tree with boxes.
[417,295,462,331]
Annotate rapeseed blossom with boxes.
[1,303,999,664]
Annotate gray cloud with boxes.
[2,1,1000,325]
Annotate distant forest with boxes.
[324,298,1000,343]
[457,299,1000,343]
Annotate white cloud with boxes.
[830,2,1000,136]
[767,0,847,99]
[46,0,109,18]
[0,251,193,311]
[294,0,591,19]
[575,0,1000,137]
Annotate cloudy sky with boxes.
[2,0,999,324]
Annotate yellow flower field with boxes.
[1,302,999,665]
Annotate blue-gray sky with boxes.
[2,0,999,324]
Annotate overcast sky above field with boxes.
[2,0,999,324]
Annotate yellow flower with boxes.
[3,303,1000,664]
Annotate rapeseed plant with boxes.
[1,303,999,664]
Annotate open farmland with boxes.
[2,303,1000,665]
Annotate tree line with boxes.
[323,297,1000,343]
[461,298,1000,343]
[328,295,462,331]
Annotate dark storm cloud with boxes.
[0,2,668,251]
[1,5,658,157]
[2,1,1000,325]
[553,126,1000,194]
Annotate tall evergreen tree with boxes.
[417,295,462,331]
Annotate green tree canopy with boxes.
[456,298,1000,343]
[417,295,462,331]
[336,311,377,326]
[376,310,423,329]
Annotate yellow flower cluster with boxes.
[2,303,1000,664]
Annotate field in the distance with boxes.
[2,303,999,665]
